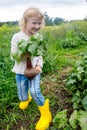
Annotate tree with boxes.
[0,21,18,27]
[44,12,53,26]
[54,17,64,25]
[44,12,65,26]
[84,16,87,21]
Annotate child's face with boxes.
[25,16,42,35]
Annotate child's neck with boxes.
[23,30,33,37]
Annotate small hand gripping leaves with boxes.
[24,67,40,79]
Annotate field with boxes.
[0,20,87,130]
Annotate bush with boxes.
[79,32,87,41]
[61,30,81,48]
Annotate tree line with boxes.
[0,13,87,27]
[0,13,65,27]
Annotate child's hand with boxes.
[35,65,42,73]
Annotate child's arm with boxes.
[10,34,18,60]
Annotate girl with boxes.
[11,7,52,130]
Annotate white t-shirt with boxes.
[11,31,43,75]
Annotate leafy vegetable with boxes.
[69,110,78,129]
[11,33,46,63]
[53,110,68,128]
[71,90,81,109]
[65,53,87,110]
[78,110,87,130]
[61,30,81,48]
[53,109,87,130]
[82,96,87,110]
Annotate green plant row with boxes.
[65,53,87,110]
[51,109,87,130]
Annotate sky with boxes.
[0,0,87,22]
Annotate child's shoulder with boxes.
[12,31,28,42]
[12,31,23,39]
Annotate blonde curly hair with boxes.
[19,7,44,30]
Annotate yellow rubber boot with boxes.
[35,99,52,130]
[19,92,32,110]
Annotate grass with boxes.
[0,22,87,130]
[48,45,87,71]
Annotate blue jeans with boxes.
[16,74,45,106]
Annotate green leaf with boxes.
[34,33,43,42]
[71,91,81,109]
[18,39,28,51]
[37,46,45,56]
[69,110,78,129]
[53,110,68,128]
[82,96,87,110]
[27,42,37,55]
[11,50,22,63]
[78,110,87,130]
